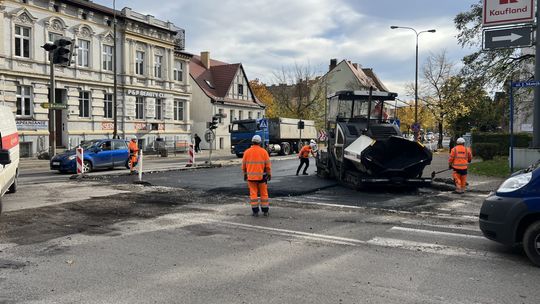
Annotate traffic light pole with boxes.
[48,52,56,158]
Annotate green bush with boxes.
[474,143,498,160]
[472,132,532,156]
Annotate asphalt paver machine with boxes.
[316,89,432,188]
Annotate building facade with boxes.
[190,51,264,151]
[0,0,192,157]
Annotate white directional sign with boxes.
[483,0,534,26]
[483,25,533,49]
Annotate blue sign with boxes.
[412,123,420,132]
[259,119,268,129]
[512,80,540,88]
[390,119,400,127]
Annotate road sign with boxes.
[204,129,215,143]
[40,103,68,110]
[259,119,268,129]
[411,123,420,133]
[512,80,540,88]
[483,0,534,27]
[483,25,533,50]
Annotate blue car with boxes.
[480,160,540,266]
[50,139,130,173]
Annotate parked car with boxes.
[0,106,20,215]
[50,139,129,173]
[479,160,540,266]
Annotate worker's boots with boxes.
[252,207,260,217]
[262,207,269,217]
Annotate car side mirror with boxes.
[0,149,11,166]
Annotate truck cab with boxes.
[229,118,269,157]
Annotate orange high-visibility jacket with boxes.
[449,145,472,170]
[298,145,312,158]
[242,144,271,181]
[128,141,139,157]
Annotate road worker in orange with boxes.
[128,136,139,174]
[296,140,317,176]
[448,137,473,194]
[242,135,272,217]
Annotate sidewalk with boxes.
[425,151,505,193]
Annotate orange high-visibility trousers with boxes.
[248,181,269,208]
[453,171,467,192]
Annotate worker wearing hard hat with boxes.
[128,136,139,174]
[242,135,272,216]
[448,137,473,194]
[296,140,317,176]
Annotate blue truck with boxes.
[229,117,317,158]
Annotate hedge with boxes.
[471,132,532,156]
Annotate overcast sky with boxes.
[94,0,479,99]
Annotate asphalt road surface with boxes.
[1,155,538,304]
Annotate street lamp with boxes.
[390,26,436,141]
[113,0,119,139]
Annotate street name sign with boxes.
[40,103,68,110]
[483,25,533,49]
[512,80,540,87]
[483,0,534,27]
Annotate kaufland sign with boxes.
[483,0,535,26]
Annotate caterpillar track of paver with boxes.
[316,89,432,188]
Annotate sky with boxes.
[94,0,479,100]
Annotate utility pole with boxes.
[533,0,540,148]
[113,0,119,139]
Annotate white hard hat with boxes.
[131,135,137,140]
[252,135,262,143]
[456,137,465,144]
[310,139,316,144]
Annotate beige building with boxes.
[190,51,264,151]
[0,0,191,156]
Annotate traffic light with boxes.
[209,115,219,130]
[42,43,57,52]
[52,39,73,66]
[297,120,305,129]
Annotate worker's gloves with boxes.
[267,174,271,181]
[244,174,247,181]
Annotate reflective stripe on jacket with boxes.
[298,145,312,158]
[242,145,271,181]
[449,145,472,170]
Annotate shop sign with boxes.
[16,120,48,130]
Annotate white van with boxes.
[0,106,19,214]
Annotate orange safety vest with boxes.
[128,141,139,157]
[242,144,271,181]
[449,145,472,170]
[298,145,312,158]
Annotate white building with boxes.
[190,51,264,151]
[0,0,192,157]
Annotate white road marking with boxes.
[366,237,501,259]
[390,226,485,240]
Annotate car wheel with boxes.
[7,170,18,194]
[523,220,540,267]
[83,160,92,173]
[236,153,243,158]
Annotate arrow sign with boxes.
[492,32,522,42]
[483,25,533,50]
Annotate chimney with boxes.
[329,58,337,71]
[352,63,359,70]
[201,51,210,69]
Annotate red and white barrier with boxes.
[76,146,84,175]
[138,149,143,182]
[186,143,196,167]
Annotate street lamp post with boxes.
[113,0,118,139]
[390,26,436,141]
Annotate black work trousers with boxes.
[296,158,309,175]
